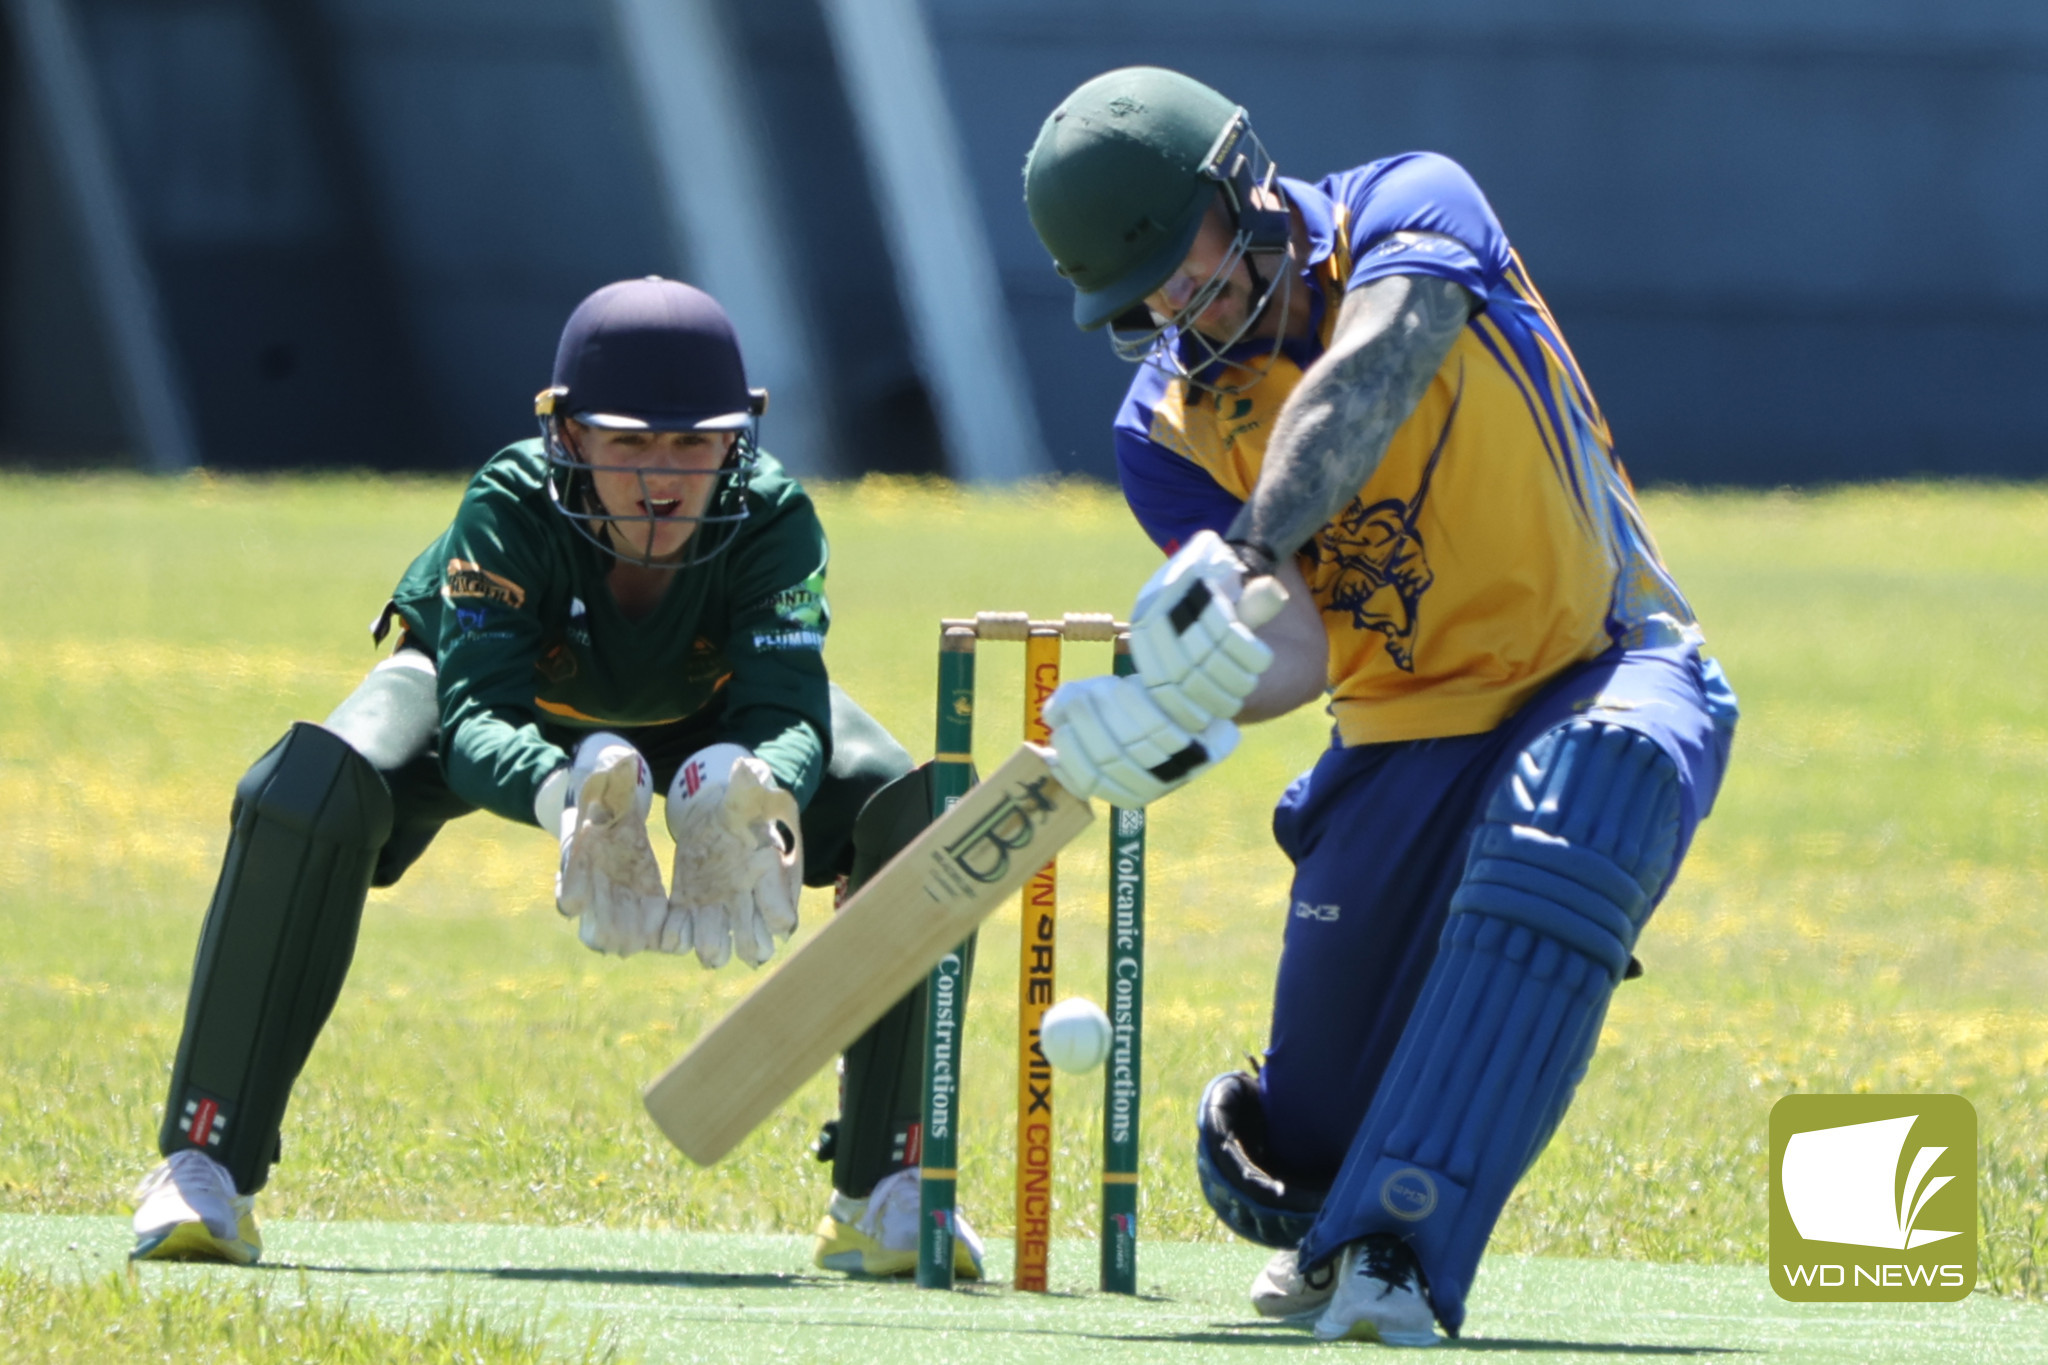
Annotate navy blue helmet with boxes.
[536,277,769,568]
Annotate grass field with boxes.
[1,473,2044,1360]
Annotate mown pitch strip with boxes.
[6,1215,2046,1363]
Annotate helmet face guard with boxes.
[1106,111,1296,395]
[537,387,767,571]
[538,277,766,570]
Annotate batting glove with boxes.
[1044,673,1240,808]
[663,744,803,969]
[1128,530,1284,730]
[546,732,670,956]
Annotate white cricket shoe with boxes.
[813,1166,984,1279]
[130,1148,262,1264]
[1249,1245,1338,1323]
[1311,1234,1440,1347]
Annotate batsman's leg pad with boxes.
[158,722,394,1194]
[1195,1070,1330,1248]
[831,763,978,1197]
[1298,720,1683,1335]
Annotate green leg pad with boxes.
[158,722,394,1194]
[800,684,917,887]
[833,763,977,1198]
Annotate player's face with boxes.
[572,422,737,562]
[1144,198,1250,341]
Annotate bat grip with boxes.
[1237,574,1289,629]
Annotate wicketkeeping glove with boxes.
[1127,529,1285,730]
[663,744,803,969]
[548,732,670,956]
[1043,673,1240,808]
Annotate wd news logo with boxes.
[1769,1094,1975,1302]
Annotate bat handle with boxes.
[1237,574,1289,630]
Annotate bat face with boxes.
[643,745,1092,1164]
[938,772,1068,885]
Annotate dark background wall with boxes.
[941,0,2048,484]
[6,0,2045,483]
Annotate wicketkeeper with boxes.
[1024,68,1740,1345]
[130,277,984,1279]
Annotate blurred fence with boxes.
[5,0,2044,484]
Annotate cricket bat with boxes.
[644,743,1094,1164]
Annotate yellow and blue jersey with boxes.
[1115,152,1698,745]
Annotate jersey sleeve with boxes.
[711,490,833,809]
[1338,153,1507,300]
[428,467,574,825]
[1114,400,1243,555]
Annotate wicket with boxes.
[915,612,1148,1294]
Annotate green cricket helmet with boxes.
[1023,67,1293,381]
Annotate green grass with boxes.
[0,1259,610,1364]
[8,1215,2048,1364]
[1,474,2045,1358]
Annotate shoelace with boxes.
[1354,1236,1422,1296]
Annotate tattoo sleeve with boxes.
[1226,262,1472,562]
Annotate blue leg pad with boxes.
[1298,721,1683,1335]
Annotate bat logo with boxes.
[941,776,1062,884]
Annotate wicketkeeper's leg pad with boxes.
[828,763,979,1198]
[799,683,918,887]
[1298,719,1684,1335]
[321,652,471,886]
[157,722,393,1194]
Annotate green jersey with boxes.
[385,440,830,825]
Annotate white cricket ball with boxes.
[1040,997,1113,1074]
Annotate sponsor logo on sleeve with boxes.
[442,559,527,610]
[771,573,827,629]
[749,572,827,651]
[1362,230,1469,264]
[752,628,824,652]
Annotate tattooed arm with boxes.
[1226,245,1474,568]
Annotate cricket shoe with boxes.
[1311,1234,1440,1347]
[1248,1246,1337,1324]
[813,1167,984,1279]
[130,1148,262,1265]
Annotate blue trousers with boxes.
[1258,643,1735,1185]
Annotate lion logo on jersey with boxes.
[1311,377,1458,672]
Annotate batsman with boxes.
[1024,69,1739,1345]
[129,277,984,1279]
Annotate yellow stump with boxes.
[1013,627,1060,1291]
